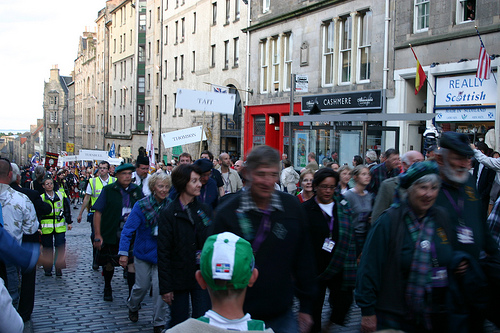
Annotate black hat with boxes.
[136,155,149,166]
[194,158,213,173]
[439,132,474,157]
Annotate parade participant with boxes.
[92,163,143,301]
[0,159,38,307]
[166,232,273,332]
[219,153,243,195]
[119,173,171,333]
[280,159,299,194]
[297,169,315,203]
[303,168,356,333]
[165,163,173,175]
[234,160,245,181]
[306,152,319,171]
[337,165,352,195]
[212,145,315,333]
[40,176,72,277]
[371,151,424,221]
[30,165,46,194]
[77,160,116,270]
[343,165,373,255]
[133,155,151,196]
[367,148,401,196]
[179,152,193,165]
[471,142,496,217]
[200,150,224,197]
[356,161,453,332]
[353,155,363,167]
[10,163,51,325]
[434,132,499,331]
[158,164,212,328]
[365,150,378,170]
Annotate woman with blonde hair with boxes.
[297,169,315,203]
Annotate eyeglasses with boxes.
[317,185,336,190]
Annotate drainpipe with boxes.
[158,0,163,161]
[382,0,390,91]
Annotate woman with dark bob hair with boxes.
[302,168,357,333]
[157,164,212,328]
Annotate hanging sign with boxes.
[175,89,236,114]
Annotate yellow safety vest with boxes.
[40,189,68,234]
[89,176,116,212]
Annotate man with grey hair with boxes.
[212,145,316,333]
[365,150,378,169]
[435,132,498,331]
[371,150,424,221]
[0,159,38,309]
[10,163,51,326]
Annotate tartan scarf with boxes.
[404,207,435,330]
[138,194,168,230]
[318,193,357,289]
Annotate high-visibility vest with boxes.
[40,189,67,234]
[89,176,116,212]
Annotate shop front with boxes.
[434,73,497,148]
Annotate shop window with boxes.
[414,0,429,32]
[254,116,266,135]
[339,15,352,84]
[357,11,371,82]
[457,0,475,23]
[322,20,334,86]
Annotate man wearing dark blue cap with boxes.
[92,163,144,301]
[435,132,498,331]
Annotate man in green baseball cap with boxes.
[166,232,273,332]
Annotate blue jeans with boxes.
[264,308,298,333]
[168,284,211,328]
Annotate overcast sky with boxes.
[0,0,106,133]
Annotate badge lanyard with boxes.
[252,209,271,253]
[442,188,465,226]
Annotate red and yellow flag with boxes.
[410,45,427,95]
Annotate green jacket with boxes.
[92,181,143,245]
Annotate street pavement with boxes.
[27,202,497,333]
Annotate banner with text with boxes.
[79,150,109,161]
[175,89,236,114]
[435,74,497,106]
[435,107,496,122]
[162,126,205,149]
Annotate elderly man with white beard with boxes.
[434,131,498,332]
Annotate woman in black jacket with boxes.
[157,164,212,328]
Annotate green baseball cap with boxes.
[200,232,255,291]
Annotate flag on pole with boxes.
[211,84,229,94]
[109,142,116,158]
[146,126,155,169]
[475,27,491,80]
[410,45,427,95]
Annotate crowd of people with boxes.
[2,133,500,333]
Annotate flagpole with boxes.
[409,44,436,95]
[475,26,497,84]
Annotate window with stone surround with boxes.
[457,0,475,23]
[260,39,269,93]
[414,0,429,32]
[283,32,292,91]
[322,20,335,86]
[339,15,352,84]
[357,11,371,82]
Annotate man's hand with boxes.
[471,143,477,150]
[297,312,313,333]
[93,238,102,250]
[161,292,174,305]
[67,224,72,231]
[77,214,82,223]
[119,256,128,268]
[361,315,377,333]
[455,259,469,275]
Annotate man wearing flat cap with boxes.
[92,163,144,301]
[435,132,498,331]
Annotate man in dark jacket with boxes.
[10,163,51,326]
[472,142,495,217]
[92,163,143,301]
[212,145,316,333]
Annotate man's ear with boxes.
[435,153,444,167]
[195,270,208,290]
[247,268,259,288]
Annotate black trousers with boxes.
[18,232,40,322]
[311,273,354,333]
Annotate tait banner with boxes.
[162,126,207,149]
[435,74,497,106]
[175,89,236,114]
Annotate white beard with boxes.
[442,159,469,184]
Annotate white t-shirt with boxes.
[317,201,335,217]
[201,310,259,331]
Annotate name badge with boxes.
[457,226,474,244]
[322,238,335,253]
[431,267,448,288]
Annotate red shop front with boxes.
[244,102,302,157]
